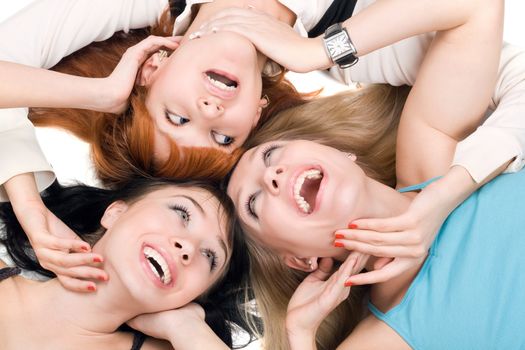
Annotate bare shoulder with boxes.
[336,315,410,350]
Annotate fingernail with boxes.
[81,246,90,252]
[335,233,345,239]
[87,284,96,292]
[99,274,109,282]
[348,223,358,229]
[334,241,344,248]
[93,256,103,263]
[344,281,353,287]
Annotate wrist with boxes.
[4,173,44,208]
[287,327,317,350]
[310,36,334,71]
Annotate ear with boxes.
[252,96,268,127]
[100,201,128,229]
[137,52,164,86]
[283,255,319,272]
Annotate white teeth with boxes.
[293,169,322,214]
[206,75,237,91]
[144,247,172,285]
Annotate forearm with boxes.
[4,173,45,211]
[341,0,480,58]
[0,60,108,111]
[287,329,317,350]
[166,324,229,350]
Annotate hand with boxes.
[13,199,108,292]
[197,7,332,73]
[286,254,361,339]
[98,35,181,114]
[333,180,454,285]
[128,303,205,341]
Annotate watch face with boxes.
[327,32,352,57]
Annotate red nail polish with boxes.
[335,233,345,239]
[99,275,108,281]
[87,285,96,292]
[93,257,103,263]
[344,281,353,287]
[81,246,89,252]
[334,241,344,248]
[348,223,358,229]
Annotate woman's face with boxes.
[144,32,266,159]
[227,140,367,264]
[96,185,230,312]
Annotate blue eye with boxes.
[201,248,218,271]
[212,132,234,146]
[170,204,191,224]
[166,112,189,126]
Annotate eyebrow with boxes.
[174,194,206,216]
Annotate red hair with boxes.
[29,8,309,187]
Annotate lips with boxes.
[140,244,176,289]
[291,167,324,214]
[203,69,239,100]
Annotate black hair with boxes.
[0,177,255,347]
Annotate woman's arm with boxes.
[129,305,230,350]
[198,0,489,73]
[334,0,504,285]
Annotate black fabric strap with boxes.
[169,0,187,17]
[0,267,22,281]
[130,332,146,350]
[308,0,358,38]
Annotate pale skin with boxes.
[0,0,295,293]
[203,0,508,285]
[0,185,230,350]
[225,0,504,347]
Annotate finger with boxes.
[334,240,422,258]
[305,258,333,281]
[374,257,393,270]
[37,234,91,253]
[350,214,413,233]
[50,264,109,282]
[39,250,104,268]
[204,7,258,23]
[56,275,98,293]
[335,228,418,246]
[346,261,406,285]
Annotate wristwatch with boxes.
[322,23,359,69]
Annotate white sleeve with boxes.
[452,43,525,182]
[0,0,167,202]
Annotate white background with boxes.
[1,1,524,349]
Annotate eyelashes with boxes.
[244,191,259,220]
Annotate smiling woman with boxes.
[0,177,251,349]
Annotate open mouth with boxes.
[293,169,323,214]
[205,70,238,91]
[143,246,172,285]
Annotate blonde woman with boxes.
[203,0,525,286]
[225,0,514,348]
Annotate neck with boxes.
[21,277,142,335]
[184,0,296,71]
[334,178,413,270]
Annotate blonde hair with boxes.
[241,84,410,349]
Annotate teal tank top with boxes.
[369,171,525,349]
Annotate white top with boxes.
[0,0,167,201]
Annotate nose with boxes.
[263,165,285,195]
[197,97,224,119]
[172,238,196,266]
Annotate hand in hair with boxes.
[128,303,228,349]
[97,35,181,114]
[285,254,362,343]
[197,7,332,73]
[4,174,107,292]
